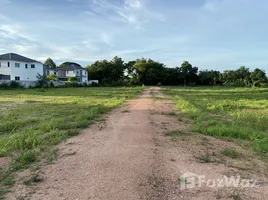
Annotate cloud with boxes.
[124,0,141,9]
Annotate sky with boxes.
[0,0,268,71]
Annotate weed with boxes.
[165,130,186,137]
[222,148,238,159]
[23,174,43,186]
[166,111,177,116]
[196,146,212,163]
[231,194,242,200]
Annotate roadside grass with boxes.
[163,87,268,153]
[0,87,143,196]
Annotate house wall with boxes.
[0,60,12,77]
[0,60,44,81]
[46,69,58,76]
[64,69,88,82]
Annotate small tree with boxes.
[44,58,57,69]
[68,77,78,82]
[36,73,48,88]
[47,74,58,81]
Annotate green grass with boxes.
[222,148,238,159]
[163,87,268,153]
[0,87,143,195]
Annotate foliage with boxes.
[199,70,220,85]
[36,73,48,88]
[0,81,23,89]
[164,87,268,152]
[84,56,267,87]
[47,74,58,81]
[250,68,268,87]
[68,76,78,82]
[181,61,198,86]
[58,62,81,68]
[133,58,166,85]
[44,58,57,69]
[86,56,125,84]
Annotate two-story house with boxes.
[0,53,44,81]
[46,63,88,83]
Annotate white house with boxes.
[45,63,88,83]
[0,53,44,81]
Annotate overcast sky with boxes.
[0,0,268,71]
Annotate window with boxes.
[0,62,1,67]
[77,71,79,74]
[25,64,28,69]
[15,76,20,81]
[85,71,87,75]
[54,72,57,75]
[8,62,10,67]
[15,63,20,68]
[31,64,35,68]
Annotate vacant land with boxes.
[2,87,268,200]
[164,87,268,152]
[0,87,143,195]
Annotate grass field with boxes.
[164,87,268,153]
[0,87,143,191]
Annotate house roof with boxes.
[0,53,40,63]
[58,64,85,71]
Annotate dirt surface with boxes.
[6,88,268,200]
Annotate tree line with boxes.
[44,57,268,87]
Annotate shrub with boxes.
[222,148,238,159]
[36,73,48,88]
[49,82,55,88]
[90,82,99,87]
[0,82,9,89]
[47,74,58,81]
[68,77,78,82]
[10,81,23,88]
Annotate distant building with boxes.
[0,53,44,81]
[45,63,88,83]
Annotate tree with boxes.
[44,58,57,69]
[47,74,58,81]
[59,62,81,68]
[36,73,48,88]
[250,68,268,87]
[199,70,220,85]
[181,61,196,86]
[134,58,166,85]
[86,56,125,84]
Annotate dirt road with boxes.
[8,88,268,200]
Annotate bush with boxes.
[90,82,99,87]
[36,73,48,88]
[0,81,23,89]
[47,74,58,81]
[0,82,9,89]
[49,82,55,88]
[68,77,78,82]
[10,81,23,88]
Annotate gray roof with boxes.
[0,53,40,63]
[58,64,85,71]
